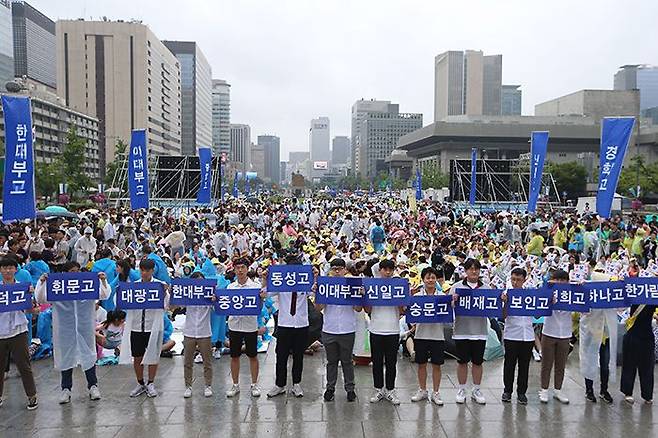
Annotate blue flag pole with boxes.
[232,172,239,198]
[528,131,549,213]
[469,148,477,206]
[128,129,150,210]
[415,167,422,200]
[1,96,37,221]
[196,147,212,204]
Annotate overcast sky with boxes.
[31,0,658,160]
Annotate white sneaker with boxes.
[370,388,385,403]
[194,353,203,364]
[226,384,240,398]
[88,385,101,401]
[532,349,542,362]
[386,389,401,405]
[411,389,429,402]
[251,383,261,397]
[291,383,304,398]
[183,387,192,398]
[204,386,213,397]
[553,389,569,404]
[129,384,146,398]
[0,397,3,408]
[624,395,635,405]
[539,388,549,403]
[266,385,286,398]
[212,349,222,360]
[455,388,466,404]
[145,383,158,398]
[59,389,71,404]
[471,388,486,405]
[431,391,444,406]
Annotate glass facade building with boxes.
[12,1,56,89]
[0,0,13,88]
[501,84,522,115]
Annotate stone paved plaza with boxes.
[1,343,657,438]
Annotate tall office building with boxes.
[357,103,422,178]
[434,50,502,121]
[12,1,56,89]
[0,0,12,88]
[614,64,658,111]
[56,19,182,174]
[229,123,250,172]
[310,117,330,163]
[351,99,397,175]
[163,41,212,156]
[257,135,280,184]
[331,136,350,165]
[501,85,522,115]
[211,79,230,155]
[250,142,265,177]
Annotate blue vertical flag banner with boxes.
[596,117,635,218]
[267,265,314,293]
[415,167,422,200]
[128,129,150,210]
[406,294,453,323]
[0,283,32,313]
[196,147,212,204]
[232,171,239,198]
[46,272,100,302]
[369,181,374,196]
[1,96,37,222]
[469,148,477,206]
[528,131,549,213]
[245,173,251,194]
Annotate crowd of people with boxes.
[0,193,657,412]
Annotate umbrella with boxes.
[38,206,79,219]
[437,216,451,223]
[528,221,550,232]
[81,209,100,216]
[44,205,69,214]
[543,245,566,255]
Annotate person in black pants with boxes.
[584,339,611,403]
[365,259,405,405]
[621,305,656,404]
[267,284,310,398]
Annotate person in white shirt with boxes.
[119,258,170,399]
[410,267,445,406]
[365,259,405,406]
[35,262,110,404]
[316,258,361,402]
[539,269,571,404]
[449,258,488,405]
[0,256,38,410]
[500,267,533,405]
[267,258,310,399]
[225,258,266,398]
[74,227,97,267]
[181,272,214,399]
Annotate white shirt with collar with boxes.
[128,278,170,333]
[542,309,572,339]
[227,277,261,333]
[322,303,357,335]
[275,292,309,328]
[184,306,212,338]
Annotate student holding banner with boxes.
[267,259,312,398]
[410,267,445,406]
[119,258,170,398]
[539,269,571,404]
[366,259,404,406]
[315,258,360,402]
[449,258,488,405]
[0,256,38,410]
[501,268,534,404]
[226,258,266,398]
[35,262,110,404]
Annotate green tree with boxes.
[59,128,92,196]
[421,163,448,189]
[617,155,658,197]
[34,161,61,199]
[105,139,128,188]
[545,161,587,199]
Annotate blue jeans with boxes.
[61,366,98,390]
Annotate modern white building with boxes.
[212,79,230,155]
[0,0,13,88]
[230,123,250,173]
[310,116,330,164]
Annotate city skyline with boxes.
[17,0,658,159]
